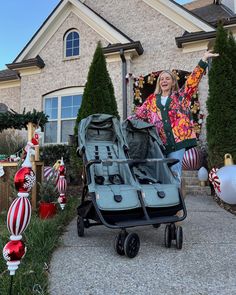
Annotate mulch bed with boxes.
[213,194,236,216]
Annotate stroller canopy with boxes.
[122,118,164,159]
[78,114,128,153]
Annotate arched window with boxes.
[64,30,80,58]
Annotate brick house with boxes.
[0,0,235,145]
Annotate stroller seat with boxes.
[84,136,141,211]
[123,119,181,210]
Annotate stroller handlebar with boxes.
[86,158,179,168]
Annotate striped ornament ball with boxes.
[182,147,202,170]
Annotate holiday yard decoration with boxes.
[43,158,68,210]
[209,154,236,204]
[38,175,58,219]
[57,158,67,210]
[182,147,202,170]
[1,111,47,293]
[198,166,208,186]
[2,147,35,277]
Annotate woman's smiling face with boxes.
[159,72,174,94]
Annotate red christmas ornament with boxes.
[3,240,26,261]
[59,165,65,176]
[3,240,26,275]
[7,197,31,238]
[31,133,39,145]
[58,194,67,210]
[14,167,36,193]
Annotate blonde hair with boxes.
[154,70,179,95]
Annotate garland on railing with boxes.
[0,108,48,132]
[126,70,204,139]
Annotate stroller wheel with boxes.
[77,216,84,237]
[176,226,183,250]
[164,225,172,248]
[124,233,140,258]
[114,232,127,256]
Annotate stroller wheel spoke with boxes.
[124,233,140,258]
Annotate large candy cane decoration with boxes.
[209,167,221,193]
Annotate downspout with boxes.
[120,49,127,120]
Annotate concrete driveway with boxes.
[49,195,236,295]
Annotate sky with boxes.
[0,0,192,70]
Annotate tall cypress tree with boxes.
[206,23,236,167]
[75,41,119,133]
[228,31,236,76]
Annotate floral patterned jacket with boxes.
[132,60,208,154]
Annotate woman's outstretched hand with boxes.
[202,50,219,62]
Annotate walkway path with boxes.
[49,195,236,295]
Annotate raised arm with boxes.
[180,50,219,107]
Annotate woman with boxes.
[132,50,219,185]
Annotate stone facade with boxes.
[0,0,210,145]
[19,12,108,113]
[0,86,21,112]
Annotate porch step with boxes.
[185,185,211,196]
[182,170,211,196]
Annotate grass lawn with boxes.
[0,191,79,295]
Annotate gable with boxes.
[15,0,219,64]
[142,0,215,32]
[14,0,133,63]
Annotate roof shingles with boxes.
[184,0,235,23]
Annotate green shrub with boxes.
[206,24,236,168]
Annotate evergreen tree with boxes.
[228,31,236,76]
[75,41,119,134]
[206,23,236,167]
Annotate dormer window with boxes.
[64,30,80,58]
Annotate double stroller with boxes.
[76,114,186,258]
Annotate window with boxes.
[64,30,80,58]
[44,88,83,144]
